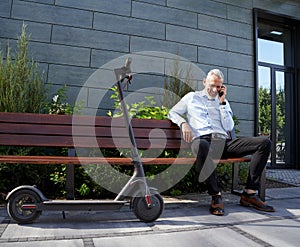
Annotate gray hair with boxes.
[206,69,224,82]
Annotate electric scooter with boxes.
[5,58,164,224]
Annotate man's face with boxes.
[203,74,223,98]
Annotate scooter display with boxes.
[5,58,164,224]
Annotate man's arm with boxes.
[168,92,194,143]
[218,85,234,132]
[219,101,234,132]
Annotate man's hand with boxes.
[218,85,227,103]
[181,122,193,143]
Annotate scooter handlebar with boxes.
[114,57,132,82]
[124,57,132,70]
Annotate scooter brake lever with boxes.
[122,75,133,91]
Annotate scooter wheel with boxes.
[132,193,164,223]
[7,189,42,224]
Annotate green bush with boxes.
[0,24,48,113]
[47,84,84,115]
[162,56,195,108]
[108,86,169,120]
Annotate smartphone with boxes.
[218,86,225,97]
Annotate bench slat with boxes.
[0,112,179,129]
[0,134,187,149]
[0,155,250,165]
[0,123,181,139]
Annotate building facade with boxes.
[1,0,300,168]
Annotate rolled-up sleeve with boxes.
[168,93,192,127]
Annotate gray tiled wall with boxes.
[1,0,300,136]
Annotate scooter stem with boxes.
[114,59,149,201]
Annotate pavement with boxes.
[0,169,300,247]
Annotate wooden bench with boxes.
[0,112,266,200]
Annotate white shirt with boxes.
[168,90,234,139]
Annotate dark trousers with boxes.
[191,136,271,195]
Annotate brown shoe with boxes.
[240,192,275,212]
[210,195,224,216]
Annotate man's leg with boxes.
[191,138,224,216]
[225,136,275,212]
[191,138,220,195]
[225,136,271,191]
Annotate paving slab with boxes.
[266,187,300,199]
[1,210,150,239]
[237,218,300,247]
[0,239,84,247]
[93,227,263,247]
[154,203,270,231]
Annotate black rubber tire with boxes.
[132,193,164,223]
[7,189,42,224]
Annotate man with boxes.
[168,69,275,216]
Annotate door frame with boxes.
[254,9,298,168]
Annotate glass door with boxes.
[257,17,294,168]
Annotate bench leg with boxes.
[66,164,75,199]
[231,162,266,201]
[231,162,241,195]
[259,167,266,201]
[66,149,75,199]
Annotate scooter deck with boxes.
[36,200,127,211]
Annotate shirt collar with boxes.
[199,89,216,101]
